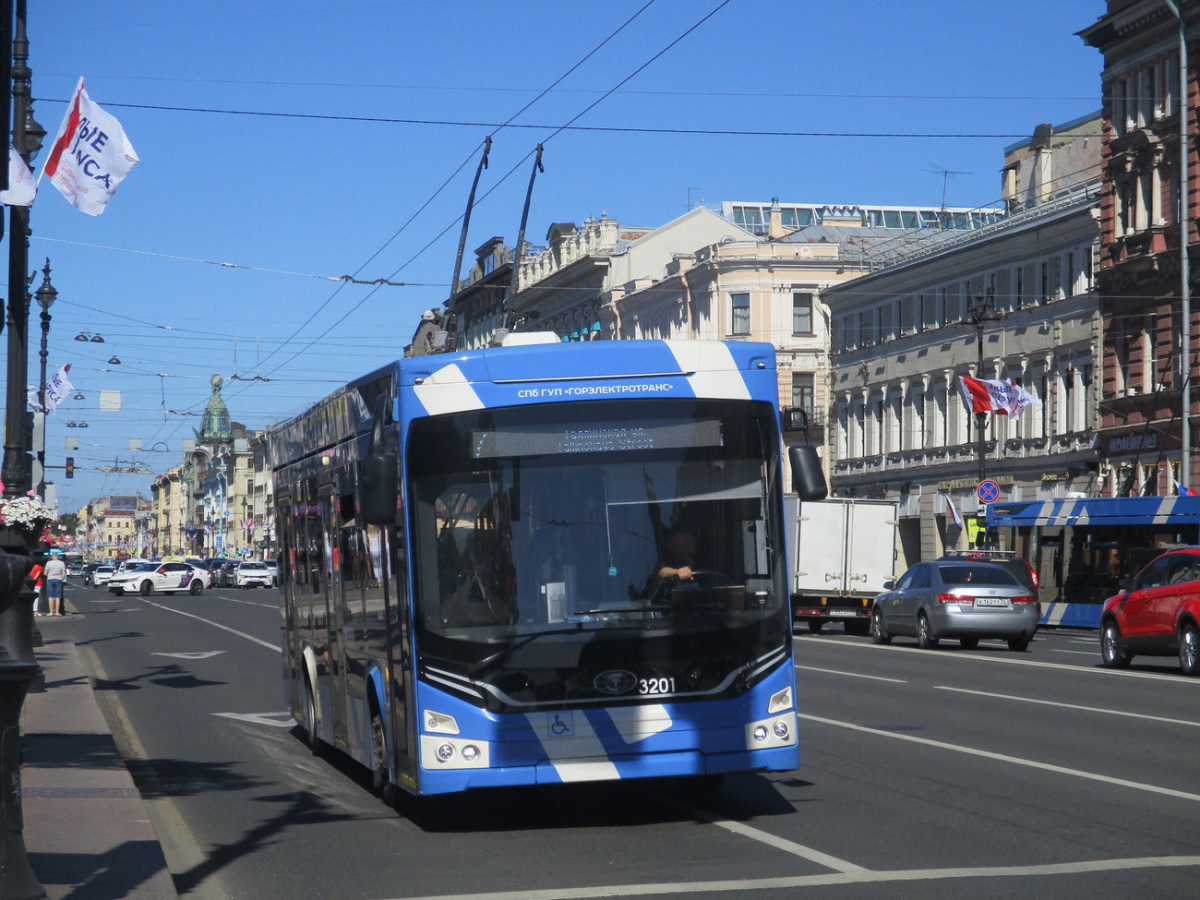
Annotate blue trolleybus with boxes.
[269,337,825,797]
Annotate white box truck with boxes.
[786,496,898,635]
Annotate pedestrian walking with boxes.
[44,549,68,616]
[29,554,46,616]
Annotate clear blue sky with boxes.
[6,0,1105,512]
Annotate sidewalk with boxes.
[21,627,180,900]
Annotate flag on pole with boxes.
[41,78,139,216]
[958,374,1042,420]
[1176,480,1197,497]
[944,494,964,529]
[0,145,36,206]
[27,364,73,412]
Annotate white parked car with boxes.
[234,561,273,589]
[91,565,115,586]
[108,561,210,596]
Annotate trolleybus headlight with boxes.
[768,686,793,714]
[773,720,790,739]
[436,743,456,762]
[752,725,768,742]
[461,744,480,762]
[425,710,460,734]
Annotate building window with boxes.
[792,372,814,417]
[1141,464,1160,497]
[858,311,873,346]
[730,292,750,335]
[792,292,813,334]
[900,295,915,335]
[878,303,893,342]
[1082,363,1095,427]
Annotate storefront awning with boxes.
[987,496,1200,528]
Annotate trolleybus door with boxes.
[276,494,303,717]
[381,522,417,790]
[320,486,350,749]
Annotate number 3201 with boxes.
[638,677,675,695]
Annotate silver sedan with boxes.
[870,560,1039,651]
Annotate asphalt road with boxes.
[48,581,1200,900]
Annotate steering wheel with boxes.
[675,569,733,589]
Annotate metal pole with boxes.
[34,291,49,500]
[977,320,987,484]
[2,0,43,501]
[449,136,491,296]
[1165,0,1191,488]
[504,145,544,331]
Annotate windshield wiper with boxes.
[466,626,578,676]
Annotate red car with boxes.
[1099,547,1200,676]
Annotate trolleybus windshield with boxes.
[407,397,788,712]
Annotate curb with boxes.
[21,635,180,900]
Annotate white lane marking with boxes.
[212,711,294,728]
[798,635,1198,684]
[659,794,865,872]
[934,686,1200,728]
[216,595,276,608]
[383,855,1200,900]
[796,664,906,684]
[151,651,225,660]
[803,713,1200,803]
[1050,649,1102,657]
[140,598,278,651]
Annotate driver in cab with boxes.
[647,526,699,604]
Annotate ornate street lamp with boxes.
[0,5,52,895]
[34,259,55,500]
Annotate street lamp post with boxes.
[969,289,1001,484]
[34,259,55,501]
[2,0,45,501]
[0,3,50,894]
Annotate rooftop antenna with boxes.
[687,187,703,210]
[926,163,971,222]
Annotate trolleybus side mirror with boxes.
[789,445,828,502]
[361,393,399,525]
[783,409,827,501]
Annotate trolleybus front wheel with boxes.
[304,681,325,756]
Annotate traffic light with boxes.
[65,457,74,479]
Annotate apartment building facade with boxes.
[822,115,1104,568]
[1081,0,1199,496]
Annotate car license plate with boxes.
[974,598,1010,608]
[828,610,857,617]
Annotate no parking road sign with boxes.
[977,479,1000,504]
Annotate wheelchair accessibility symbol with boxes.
[547,712,573,737]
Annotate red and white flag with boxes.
[41,78,139,216]
[958,374,1041,420]
[1,145,36,206]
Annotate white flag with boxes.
[44,364,74,412]
[0,145,36,206]
[27,364,74,413]
[41,78,139,216]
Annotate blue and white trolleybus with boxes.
[269,337,825,797]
